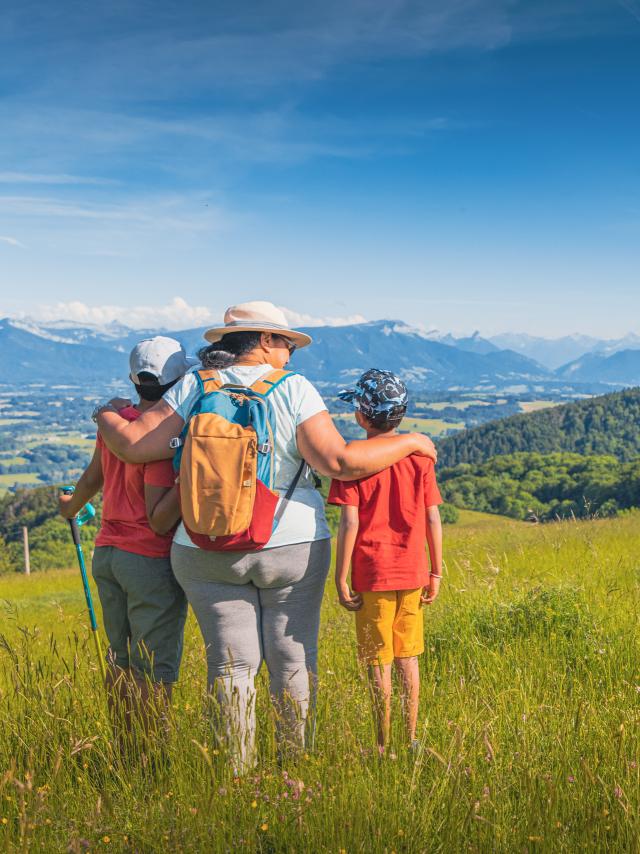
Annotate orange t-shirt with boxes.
[328,455,442,592]
[95,406,177,558]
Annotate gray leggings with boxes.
[171,539,331,768]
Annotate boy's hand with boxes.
[337,584,363,611]
[421,575,441,605]
[58,493,77,519]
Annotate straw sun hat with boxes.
[203,301,312,349]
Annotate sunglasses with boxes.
[273,334,297,356]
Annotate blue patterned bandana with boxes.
[338,369,408,423]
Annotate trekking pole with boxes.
[60,487,107,682]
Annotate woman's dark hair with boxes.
[134,371,179,402]
[198,331,263,369]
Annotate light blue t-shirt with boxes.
[164,364,331,550]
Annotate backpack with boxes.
[172,367,306,552]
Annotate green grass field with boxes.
[400,416,465,435]
[0,511,638,851]
[0,456,28,466]
[0,472,43,496]
[518,400,563,414]
[415,400,490,411]
[20,433,96,450]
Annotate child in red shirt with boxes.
[59,336,193,743]
[328,369,443,754]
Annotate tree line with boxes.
[439,451,640,521]
[437,387,640,467]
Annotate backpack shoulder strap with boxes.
[250,369,297,397]
[194,369,223,396]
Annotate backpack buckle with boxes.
[257,442,271,454]
[169,437,183,449]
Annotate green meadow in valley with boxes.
[0,510,638,852]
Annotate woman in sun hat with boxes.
[95,300,437,770]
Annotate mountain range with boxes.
[487,331,640,370]
[1,316,640,392]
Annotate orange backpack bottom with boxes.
[178,480,280,552]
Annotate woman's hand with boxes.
[337,584,363,611]
[409,433,437,463]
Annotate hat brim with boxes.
[203,324,312,349]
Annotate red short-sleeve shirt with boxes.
[95,406,177,558]
[328,455,442,592]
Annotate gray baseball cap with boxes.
[129,336,196,385]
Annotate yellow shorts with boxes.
[355,588,424,665]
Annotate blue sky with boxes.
[0,0,639,336]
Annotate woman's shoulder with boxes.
[162,368,200,416]
[274,371,327,424]
[280,370,319,393]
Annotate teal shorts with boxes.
[92,545,188,683]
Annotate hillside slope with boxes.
[437,387,640,466]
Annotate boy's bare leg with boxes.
[368,663,392,753]
[394,656,419,742]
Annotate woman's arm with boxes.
[144,484,181,535]
[58,445,104,518]
[96,400,183,463]
[335,504,362,611]
[297,411,437,481]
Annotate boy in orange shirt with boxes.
[328,369,443,754]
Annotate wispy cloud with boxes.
[24,297,365,331]
[0,172,115,185]
[0,235,25,248]
[27,297,217,330]
[280,307,367,327]
[616,0,640,25]
[0,193,228,233]
[0,105,454,174]
[4,2,514,100]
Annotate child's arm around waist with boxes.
[335,505,362,611]
[422,504,443,606]
[145,484,181,535]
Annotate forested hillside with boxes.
[439,452,640,521]
[437,387,640,467]
[0,486,99,573]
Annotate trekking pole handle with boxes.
[60,486,96,529]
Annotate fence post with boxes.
[23,526,30,575]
